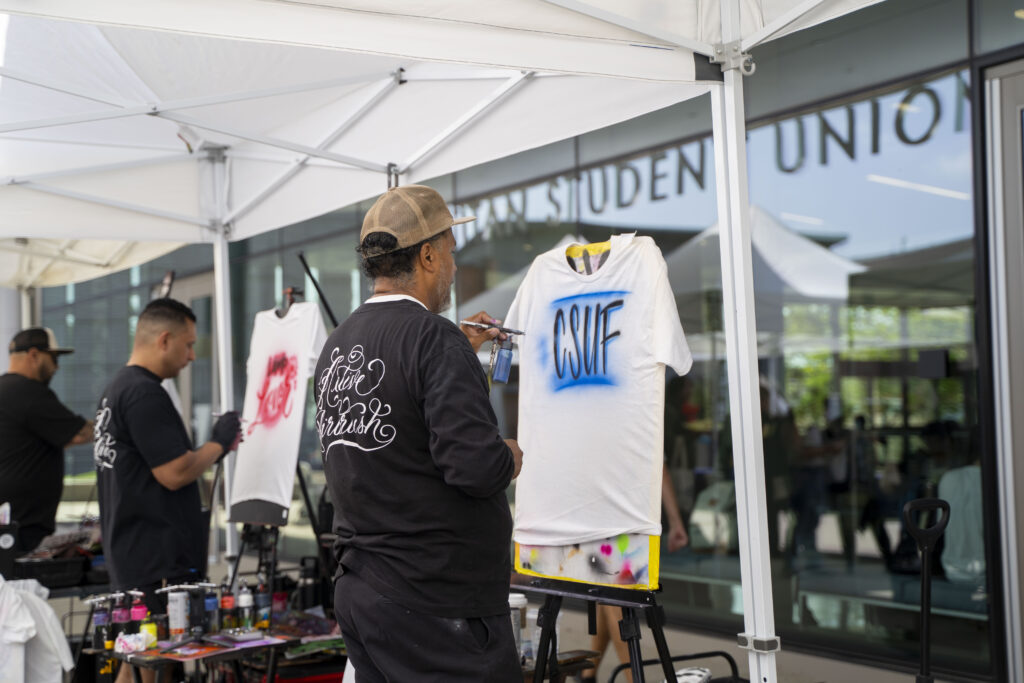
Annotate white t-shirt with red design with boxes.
[230,302,328,523]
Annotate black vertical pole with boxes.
[297,252,339,327]
[919,549,933,683]
[619,607,646,683]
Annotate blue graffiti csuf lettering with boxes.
[551,291,627,391]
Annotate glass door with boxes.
[984,59,1024,683]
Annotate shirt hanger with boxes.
[275,286,304,318]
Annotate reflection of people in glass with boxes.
[937,442,983,586]
[830,414,885,569]
[844,415,895,568]
[664,376,699,526]
[788,397,844,568]
[760,381,800,558]
[892,420,960,573]
[712,378,798,558]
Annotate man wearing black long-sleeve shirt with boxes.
[315,185,523,682]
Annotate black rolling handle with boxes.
[902,497,950,683]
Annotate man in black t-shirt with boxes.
[316,185,524,682]
[0,327,93,552]
[94,298,241,683]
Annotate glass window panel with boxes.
[976,0,1024,54]
[738,68,986,677]
[748,0,967,121]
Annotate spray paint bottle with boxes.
[160,585,190,643]
[220,577,238,630]
[127,590,147,634]
[87,596,111,650]
[237,579,254,631]
[255,574,272,630]
[139,611,157,644]
[110,593,130,641]
[201,582,220,633]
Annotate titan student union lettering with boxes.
[453,74,969,245]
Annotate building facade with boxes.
[37,1,1024,679]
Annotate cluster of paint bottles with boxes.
[88,590,156,651]
[88,574,273,651]
[216,576,269,631]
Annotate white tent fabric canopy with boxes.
[0,3,890,679]
[0,13,708,287]
[0,0,875,83]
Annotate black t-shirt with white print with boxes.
[0,373,86,551]
[95,365,203,589]
[315,297,514,619]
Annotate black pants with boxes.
[334,570,521,683]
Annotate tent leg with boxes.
[213,230,239,559]
[710,2,779,679]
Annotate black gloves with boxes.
[211,411,242,459]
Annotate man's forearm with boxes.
[67,419,95,446]
[152,441,224,491]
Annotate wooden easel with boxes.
[514,576,677,683]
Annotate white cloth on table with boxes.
[0,575,72,683]
[0,577,35,683]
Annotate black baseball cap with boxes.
[8,327,74,355]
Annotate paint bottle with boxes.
[271,572,288,614]
[255,575,271,629]
[220,578,237,630]
[237,580,254,631]
[91,600,110,650]
[110,593,130,640]
[167,589,189,642]
[126,590,147,634]
[202,582,220,634]
[139,612,157,644]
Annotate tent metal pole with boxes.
[157,111,388,172]
[711,0,778,679]
[0,66,131,107]
[206,147,240,561]
[213,229,239,559]
[19,287,33,327]
[19,182,210,228]
[6,154,193,185]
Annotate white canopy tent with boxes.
[0,3,889,679]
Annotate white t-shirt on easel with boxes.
[504,233,692,546]
[230,302,328,525]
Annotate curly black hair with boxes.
[357,231,446,280]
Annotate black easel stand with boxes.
[515,576,676,683]
[227,462,333,601]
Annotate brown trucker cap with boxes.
[359,185,474,257]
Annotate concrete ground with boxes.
[547,602,958,683]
